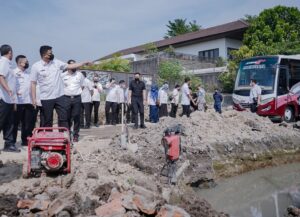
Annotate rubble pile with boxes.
[1,109,300,216]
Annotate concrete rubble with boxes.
[1,109,300,216]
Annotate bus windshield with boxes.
[236,57,278,91]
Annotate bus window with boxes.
[280,58,300,88]
[277,68,289,96]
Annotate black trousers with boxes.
[159,104,168,117]
[132,97,144,127]
[169,103,178,118]
[182,105,191,117]
[81,102,91,127]
[13,104,36,145]
[65,95,81,137]
[0,100,15,147]
[91,101,100,124]
[41,96,68,128]
[105,101,118,125]
[37,106,45,127]
[126,104,134,123]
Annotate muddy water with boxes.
[197,163,300,217]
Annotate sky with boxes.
[0,0,299,64]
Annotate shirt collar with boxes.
[2,56,11,64]
[41,59,53,66]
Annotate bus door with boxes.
[276,66,290,110]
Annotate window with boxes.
[198,48,219,60]
[280,58,300,88]
[227,47,238,60]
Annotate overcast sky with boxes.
[0,0,299,64]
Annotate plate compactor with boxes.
[23,127,71,178]
[161,124,182,184]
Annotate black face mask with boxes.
[135,78,139,81]
[71,69,76,73]
[49,54,54,61]
[24,62,29,69]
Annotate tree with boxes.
[143,42,158,57]
[165,19,201,38]
[218,46,254,93]
[219,5,300,92]
[243,5,300,55]
[158,60,183,86]
[83,54,130,72]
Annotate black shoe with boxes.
[3,145,21,153]
[140,125,147,129]
[84,126,90,129]
[133,125,138,129]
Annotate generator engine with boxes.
[161,124,182,184]
[23,127,71,178]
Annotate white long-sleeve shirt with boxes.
[81,78,93,103]
[171,89,179,105]
[105,83,118,103]
[158,89,168,104]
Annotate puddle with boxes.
[197,163,300,217]
[0,162,22,185]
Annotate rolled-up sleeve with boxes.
[56,60,68,71]
[0,61,9,77]
[30,65,38,82]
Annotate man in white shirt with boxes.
[249,79,262,113]
[12,55,35,147]
[105,78,118,125]
[91,75,103,127]
[0,44,19,152]
[170,84,180,118]
[181,77,195,117]
[31,45,91,128]
[62,60,85,141]
[80,71,93,129]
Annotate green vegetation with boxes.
[219,5,300,93]
[158,60,183,86]
[82,54,130,72]
[164,19,201,38]
[143,42,158,57]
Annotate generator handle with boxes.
[32,127,70,135]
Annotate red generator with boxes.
[23,127,71,178]
[161,125,182,184]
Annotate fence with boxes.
[82,69,155,90]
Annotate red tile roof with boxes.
[99,20,249,60]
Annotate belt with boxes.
[65,95,81,99]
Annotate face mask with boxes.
[71,69,76,73]
[49,54,54,61]
[24,62,29,69]
[135,78,139,81]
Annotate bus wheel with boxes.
[284,106,295,123]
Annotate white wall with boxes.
[174,38,227,58]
